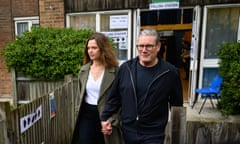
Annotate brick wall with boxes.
[0,0,13,99]
[0,0,39,100]
[12,0,39,17]
[39,0,65,28]
[0,0,64,101]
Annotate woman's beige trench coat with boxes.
[71,62,123,144]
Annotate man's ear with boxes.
[156,42,161,53]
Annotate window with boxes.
[66,10,131,62]
[140,8,193,26]
[199,5,240,89]
[14,17,39,37]
[69,14,96,31]
[100,13,129,60]
[205,7,240,59]
[202,68,219,87]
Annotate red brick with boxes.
[0,0,65,99]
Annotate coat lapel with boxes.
[99,67,116,98]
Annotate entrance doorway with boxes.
[139,8,194,102]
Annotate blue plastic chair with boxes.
[195,75,223,114]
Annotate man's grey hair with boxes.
[139,29,160,44]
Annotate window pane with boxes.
[17,22,29,36]
[183,9,193,24]
[202,68,219,87]
[70,14,96,31]
[205,7,240,58]
[159,9,181,24]
[32,24,39,28]
[100,13,129,60]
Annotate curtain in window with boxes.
[17,22,29,36]
[205,7,240,58]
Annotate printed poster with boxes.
[49,92,56,119]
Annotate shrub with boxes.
[1,27,94,80]
[217,42,240,115]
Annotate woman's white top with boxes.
[85,71,104,105]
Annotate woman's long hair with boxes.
[83,32,119,68]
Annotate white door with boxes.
[188,6,201,107]
[133,9,141,58]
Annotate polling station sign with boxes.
[150,0,179,10]
[102,31,127,43]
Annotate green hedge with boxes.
[217,42,240,115]
[1,27,94,80]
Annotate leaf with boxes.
[2,27,94,80]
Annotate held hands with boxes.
[101,120,112,135]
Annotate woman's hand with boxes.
[101,120,112,135]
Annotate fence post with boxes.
[64,74,73,83]
[170,106,186,144]
[64,74,75,141]
[0,102,10,144]
[11,68,18,107]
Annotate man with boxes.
[101,28,183,144]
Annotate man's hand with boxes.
[101,120,112,135]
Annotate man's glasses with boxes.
[136,44,155,50]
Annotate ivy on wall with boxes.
[217,42,240,115]
[1,27,94,80]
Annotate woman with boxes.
[71,32,123,144]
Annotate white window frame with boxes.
[199,4,240,88]
[14,16,39,37]
[66,10,132,64]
